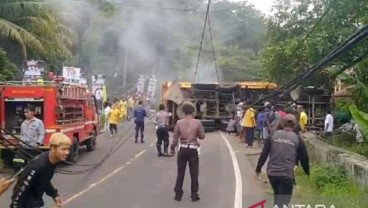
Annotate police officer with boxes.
[170,104,205,202]
[13,105,45,172]
[133,101,147,143]
[154,104,172,156]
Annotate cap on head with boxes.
[282,114,297,127]
[49,133,72,147]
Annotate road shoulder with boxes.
[221,132,273,207]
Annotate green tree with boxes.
[262,0,368,89]
[0,48,17,81]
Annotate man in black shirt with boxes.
[10,133,72,208]
[255,114,309,208]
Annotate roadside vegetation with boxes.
[321,132,368,157]
[292,163,368,207]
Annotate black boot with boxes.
[174,193,182,201]
[156,145,163,157]
[163,143,169,155]
[191,194,200,202]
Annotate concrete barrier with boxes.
[303,133,368,188]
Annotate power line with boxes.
[193,0,212,83]
[207,14,220,84]
[68,0,228,13]
[261,25,368,106]
[255,0,342,105]
[265,0,338,93]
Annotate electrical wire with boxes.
[262,0,338,90]
[251,25,368,106]
[279,26,368,97]
[67,0,228,13]
[207,14,220,84]
[193,0,212,83]
[57,131,136,175]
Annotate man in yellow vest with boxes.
[297,105,308,133]
[119,97,127,122]
[242,100,256,148]
[127,96,135,121]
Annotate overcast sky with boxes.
[230,0,274,15]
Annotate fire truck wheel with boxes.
[67,137,79,163]
[86,135,97,152]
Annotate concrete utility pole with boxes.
[123,46,128,90]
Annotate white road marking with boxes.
[220,132,243,208]
[61,149,147,206]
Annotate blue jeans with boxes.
[245,127,255,146]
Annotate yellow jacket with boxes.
[120,100,127,114]
[109,108,121,124]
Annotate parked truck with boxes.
[0,78,100,165]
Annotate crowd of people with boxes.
[227,100,310,147]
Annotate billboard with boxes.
[91,74,105,101]
[22,60,45,81]
[147,76,157,99]
[63,66,81,83]
[136,75,146,95]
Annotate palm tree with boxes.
[0,0,76,59]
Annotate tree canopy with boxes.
[0,0,269,93]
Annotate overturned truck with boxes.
[161,81,277,132]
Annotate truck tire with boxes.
[204,126,216,133]
[200,119,215,127]
[67,137,79,163]
[86,133,96,152]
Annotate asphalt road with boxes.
[0,121,271,208]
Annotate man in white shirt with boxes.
[324,110,334,136]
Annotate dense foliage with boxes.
[263,0,368,90]
[0,0,268,94]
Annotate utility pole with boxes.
[123,46,128,90]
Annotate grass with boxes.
[322,132,368,157]
[290,163,368,207]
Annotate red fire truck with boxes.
[0,79,99,163]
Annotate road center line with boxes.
[220,132,243,208]
[61,149,147,206]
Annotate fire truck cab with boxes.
[0,80,99,164]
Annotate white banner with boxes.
[147,76,157,99]
[91,74,105,100]
[22,60,44,81]
[136,75,146,95]
[63,66,81,83]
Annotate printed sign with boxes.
[63,66,81,83]
[91,75,105,101]
[22,60,45,81]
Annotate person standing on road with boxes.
[108,104,121,137]
[13,105,45,172]
[242,100,256,148]
[298,105,308,133]
[170,104,205,202]
[134,100,147,143]
[154,104,172,156]
[324,110,334,137]
[255,114,310,208]
[10,133,71,208]
[236,98,245,139]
